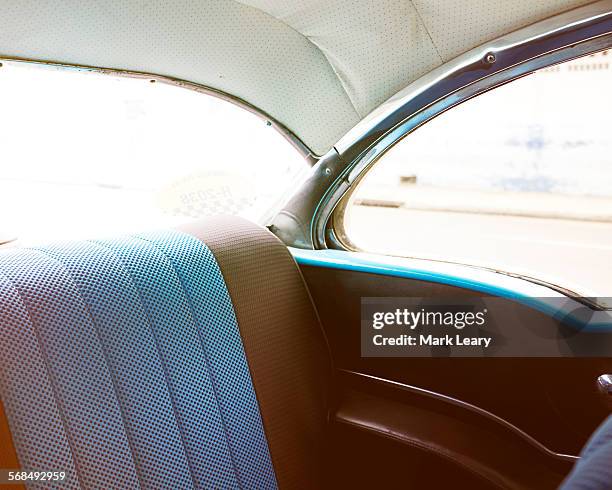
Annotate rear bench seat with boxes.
[0,216,331,489]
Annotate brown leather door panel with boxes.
[327,370,575,490]
[299,264,612,456]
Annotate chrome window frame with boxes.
[0,56,318,164]
[271,0,612,252]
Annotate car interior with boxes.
[0,1,611,489]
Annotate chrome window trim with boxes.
[0,56,318,163]
[291,247,612,322]
[271,0,612,250]
[335,0,612,162]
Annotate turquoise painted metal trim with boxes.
[290,248,612,332]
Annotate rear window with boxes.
[0,61,308,245]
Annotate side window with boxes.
[0,62,309,244]
[341,50,612,303]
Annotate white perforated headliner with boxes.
[0,0,596,155]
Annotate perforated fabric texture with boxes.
[179,216,332,490]
[0,0,359,156]
[242,0,594,116]
[410,0,596,61]
[0,0,596,155]
[0,230,277,489]
[0,249,140,489]
[240,0,443,117]
[135,231,277,489]
[0,270,79,490]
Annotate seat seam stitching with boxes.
[0,265,85,488]
[90,239,198,489]
[31,247,144,490]
[135,235,245,489]
[198,239,285,487]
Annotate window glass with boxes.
[343,50,612,303]
[0,61,308,244]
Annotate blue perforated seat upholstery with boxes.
[0,216,331,489]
